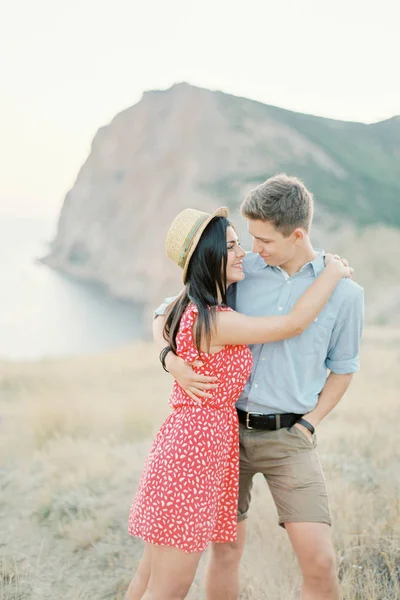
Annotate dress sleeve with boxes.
[175,304,201,363]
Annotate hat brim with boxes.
[182,206,229,283]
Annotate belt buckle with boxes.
[245,411,263,430]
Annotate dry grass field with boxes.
[1,328,399,600]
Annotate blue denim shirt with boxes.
[155,251,364,415]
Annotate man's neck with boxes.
[279,243,318,277]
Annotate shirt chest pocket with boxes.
[287,313,336,355]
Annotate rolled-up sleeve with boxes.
[153,295,178,319]
[325,285,364,374]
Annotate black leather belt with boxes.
[237,408,302,430]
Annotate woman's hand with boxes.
[324,253,354,279]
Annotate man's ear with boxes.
[293,227,306,241]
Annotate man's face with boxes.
[247,219,298,267]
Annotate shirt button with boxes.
[254,384,258,388]
[278,307,283,311]
[287,281,291,284]
[261,357,266,361]
[314,317,318,322]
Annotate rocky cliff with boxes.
[43,83,400,325]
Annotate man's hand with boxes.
[294,421,314,443]
[294,372,353,442]
[165,353,218,404]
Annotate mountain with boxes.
[43,83,400,325]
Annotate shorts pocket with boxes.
[290,423,317,448]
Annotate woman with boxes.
[127,207,352,600]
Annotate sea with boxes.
[0,216,144,360]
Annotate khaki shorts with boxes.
[238,423,331,527]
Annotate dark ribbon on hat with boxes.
[178,215,209,268]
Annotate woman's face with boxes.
[226,226,246,286]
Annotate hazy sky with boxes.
[1,0,399,219]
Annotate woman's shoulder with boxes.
[180,302,198,325]
[185,302,233,314]
[179,303,233,340]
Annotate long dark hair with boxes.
[164,216,230,355]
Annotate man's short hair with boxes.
[240,173,314,236]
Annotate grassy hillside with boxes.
[1,331,400,599]
[215,92,400,227]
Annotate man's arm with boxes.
[297,372,353,437]
[153,314,168,349]
[153,301,217,401]
[297,283,364,437]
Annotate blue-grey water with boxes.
[0,217,144,360]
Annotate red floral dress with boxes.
[128,303,253,553]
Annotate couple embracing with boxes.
[126,174,364,600]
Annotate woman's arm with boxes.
[213,257,352,346]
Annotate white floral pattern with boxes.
[128,304,253,552]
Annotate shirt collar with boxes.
[309,251,325,277]
[255,249,325,277]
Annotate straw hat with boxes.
[165,207,229,282]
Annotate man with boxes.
[153,174,364,600]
